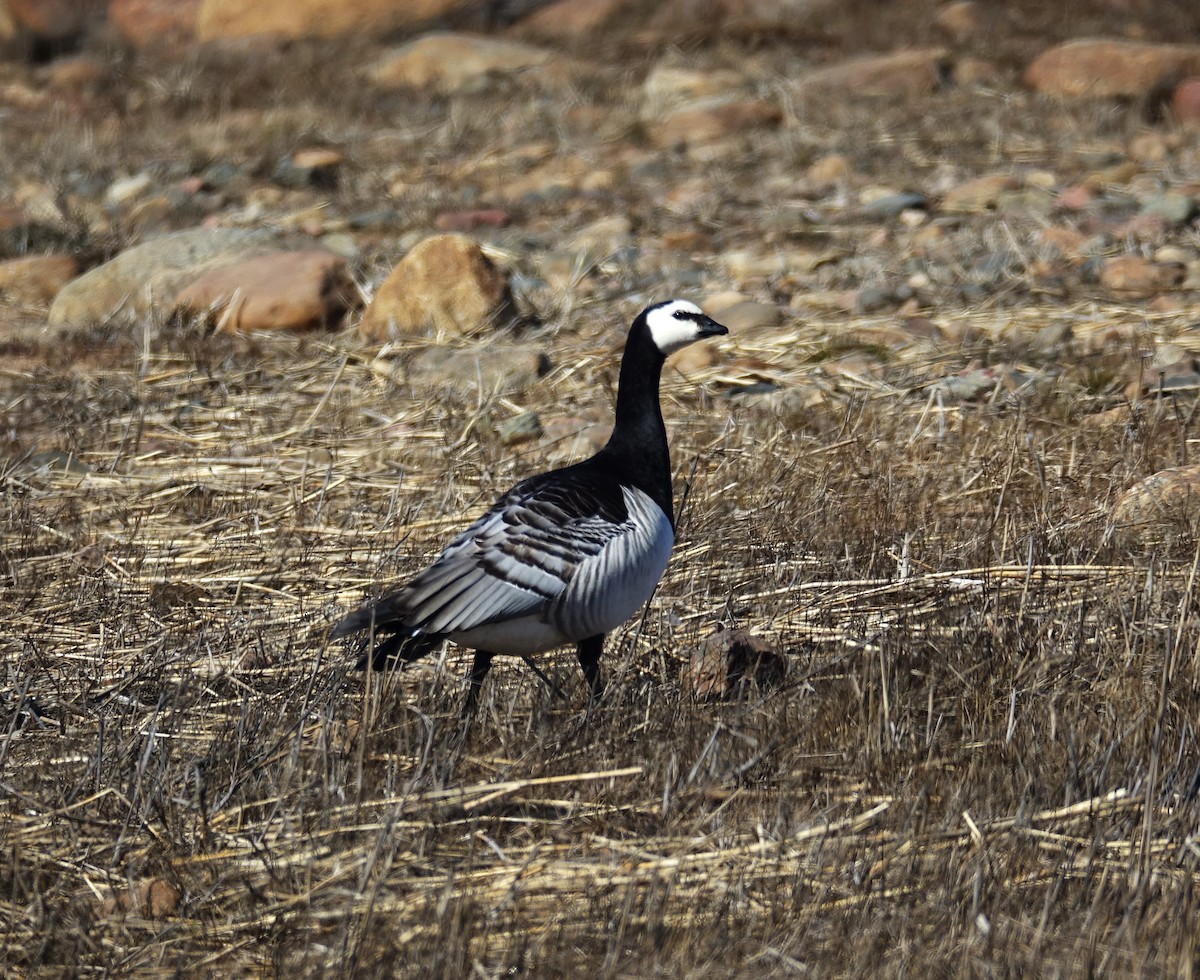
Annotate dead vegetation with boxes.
[3,19,1200,977]
[3,299,1200,976]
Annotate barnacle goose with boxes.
[332,299,728,715]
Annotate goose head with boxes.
[639,299,728,357]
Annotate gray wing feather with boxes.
[389,492,634,636]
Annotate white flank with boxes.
[551,486,674,640]
[446,487,674,656]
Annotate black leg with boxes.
[462,650,495,718]
[576,634,605,701]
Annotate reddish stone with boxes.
[0,254,78,305]
[1172,77,1200,127]
[8,0,98,40]
[434,209,511,232]
[1099,255,1185,298]
[1037,226,1087,257]
[681,628,786,699]
[174,250,356,332]
[1054,185,1095,211]
[1025,40,1200,98]
[109,0,199,47]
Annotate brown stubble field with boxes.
[5,14,1200,979]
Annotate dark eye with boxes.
[673,309,688,319]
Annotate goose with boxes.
[332,299,728,715]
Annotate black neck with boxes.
[594,326,674,524]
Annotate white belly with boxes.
[449,616,570,657]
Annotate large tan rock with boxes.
[1024,40,1200,98]
[196,0,462,42]
[798,49,951,99]
[359,234,514,341]
[369,32,572,93]
[47,227,278,329]
[173,250,356,333]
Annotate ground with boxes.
[3,3,1200,976]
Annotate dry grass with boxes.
[3,301,1200,977]
[4,20,1200,977]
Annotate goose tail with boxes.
[331,604,444,672]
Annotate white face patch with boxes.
[644,299,710,356]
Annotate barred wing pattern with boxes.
[334,468,674,657]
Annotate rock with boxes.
[953,57,1002,87]
[497,410,543,446]
[940,173,1018,213]
[368,33,571,93]
[6,0,99,42]
[855,284,899,312]
[359,234,515,341]
[649,0,840,36]
[1173,77,1200,127]
[197,0,464,41]
[0,254,77,305]
[1024,40,1200,99]
[514,0,635,40]
[1140,192,1195,225]
[40,53,105,90]
[272,148,342,190]
[798,49,950,99]
[109,0,199,47]
[931,366,1026,403]
[681,628,786,700]
[105,172,155,208]
[1081,160,1138,191]
[173,250,356,332]
[859,191,928,220]
[1099,256,1186,298]
[670,340,719,374]
[1112,464,1200,535]
[404,343,551,398]
[641,63,747,118]
[1037,226,1088,258]
[434,208,510,232]
[934,1,999,42]
[805,153,854,190]
[1054,185,1095,211]
[1113,214,1170,244]
[100,878,182,919]
[48,227,279,330]
[653,97,781,148]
